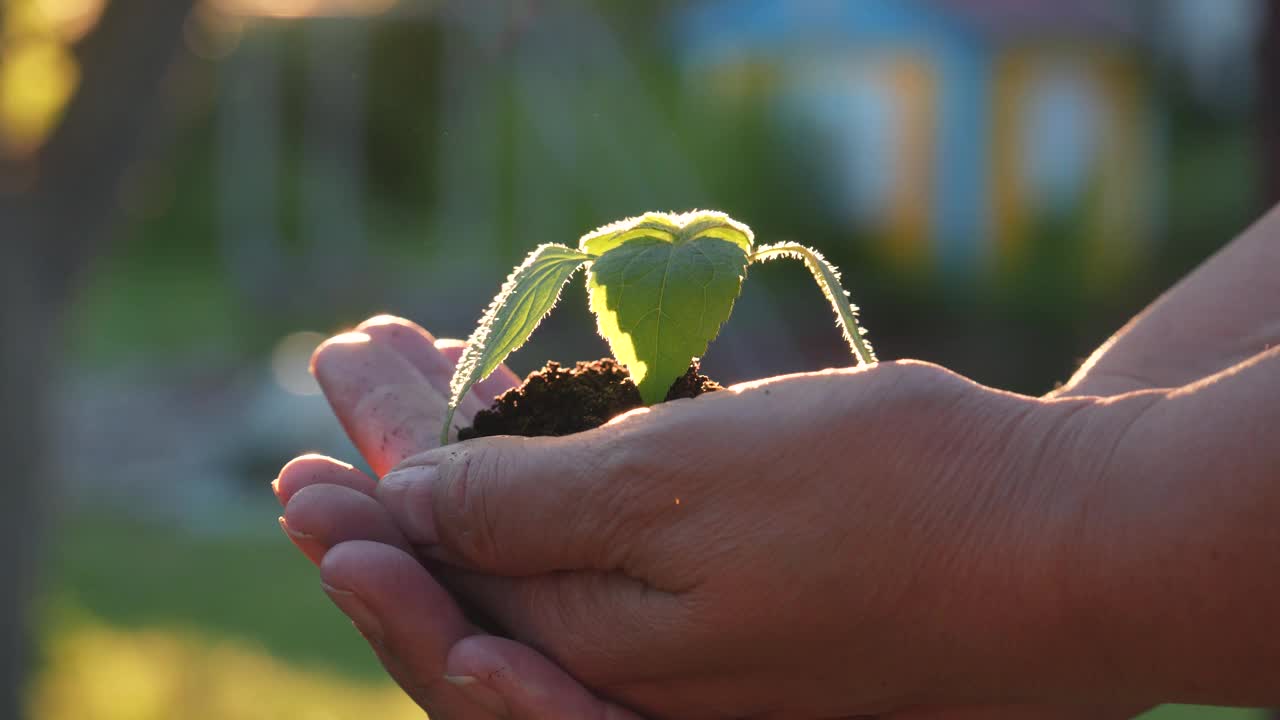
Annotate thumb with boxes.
[377,434,660,576]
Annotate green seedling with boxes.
[442,210,876,444]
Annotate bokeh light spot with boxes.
[34,0,106,42]
[271,331,327,396]
[0,37,79,156]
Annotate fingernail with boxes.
[380,465,439,544]
[278,516,313,541]
[444,675,509,717]
[270,477,281,501]
[322,582,384,642]
[279,517,327,565]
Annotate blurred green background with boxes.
[2,0,1277,717]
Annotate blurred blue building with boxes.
[678,0,1163,280]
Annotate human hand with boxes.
[282,305,1185,719]
[375,358,1159,718]
[275,315,644,719]
[286,315,1157,719]
[279,316,1153,720]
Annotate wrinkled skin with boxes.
[368,342,1160,719]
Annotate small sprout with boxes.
[442,210,875,444]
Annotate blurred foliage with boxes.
[70,7,1263,394]
[28,512,425,717]
[32,619,419,719]
[41,514,378,677]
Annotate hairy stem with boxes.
[750,242,876,366]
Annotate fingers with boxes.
[311,316,523,476]
[355,316,488,420]
[282,483,413,564]
[274,454,375,505]
[439,568,679,684]
[356,315,456,389]
[311,331,453,476]
[319,541,482,718]
[274,454,390,565]
[322,542,644,719]
[446,635,646,720]
[378,433,667,577]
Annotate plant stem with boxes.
[750,243,877,366]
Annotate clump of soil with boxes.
[458,358,721,440]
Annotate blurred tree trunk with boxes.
[1264,0,1280,207]
[0,225,53,720]
[0,1,194,716]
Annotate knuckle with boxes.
[876,359,948,392]
[577,439,670,563]
[854,360,970,417]
[437,444,506,568]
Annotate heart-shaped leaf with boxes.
[584,212,753,404]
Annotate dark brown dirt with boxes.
[458,358,721,440]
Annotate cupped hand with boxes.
[375,358,1159,718]
[282,314,1155,720]
[274,315,642,719]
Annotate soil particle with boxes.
[458,358,721,440]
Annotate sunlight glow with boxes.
[321,331,372,346]
[307,331,369,374]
